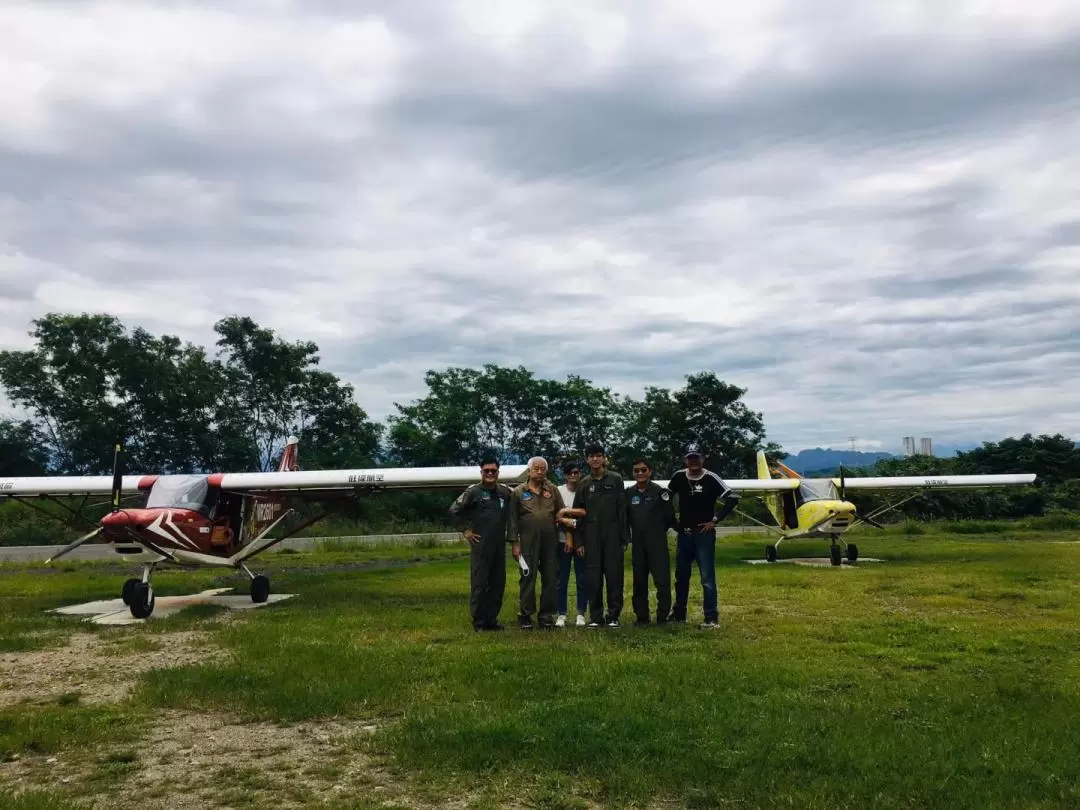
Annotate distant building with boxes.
[903,436,916,457]
[919,437,933,456]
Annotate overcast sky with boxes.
[2,1,1079,454]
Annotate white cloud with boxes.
[2,0,1080,456]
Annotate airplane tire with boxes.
[121,578,140,606]
[846,543,859,562]
[250,575,270,604]
[829,546,842,567]
[129,582,155,619]
[765,545,777,563]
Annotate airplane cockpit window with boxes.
[798,479,832,503]
[146,475,213,514]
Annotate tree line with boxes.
[0,313,1076,542]
[0,313,782,479]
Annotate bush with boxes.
[940,520,1011,535]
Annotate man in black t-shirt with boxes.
[665,442,740,628]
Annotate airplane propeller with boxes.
[839,464,846,501]
[110,441,124,511]
[45,527,102,564]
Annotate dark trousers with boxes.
[518,531,559,625]
[469,536,506,628]
[584,533,625,622]
[632,531,671,621]
[557,542,588,616]
[671,529,717,622]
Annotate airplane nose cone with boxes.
[101,510,135,528]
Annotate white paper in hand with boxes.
[518,555,530,577]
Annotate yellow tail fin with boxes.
[757,450,784,526]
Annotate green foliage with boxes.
[385,365,622,466]
[0,313,381,475]
[612,371,783,477]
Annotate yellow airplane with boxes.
[739,450,1036,566]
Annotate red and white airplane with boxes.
[0,438,528,618]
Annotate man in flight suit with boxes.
[449,457,512,631]
[508,456,573,629]
[627,458,676,625]
[572,443,630,627]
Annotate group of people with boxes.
[448,442,741,631]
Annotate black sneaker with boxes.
[519,615,534,630]
[667,610,687,623]
[635,616,651,626]
[482,621,505,631]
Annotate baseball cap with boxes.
[684,442,704,458]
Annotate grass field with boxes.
[2,526,1080,809]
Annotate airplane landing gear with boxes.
[829,540,842,567]
[846,543,859,562]
[765,544,778,562]
[128,564,157,619]
[121,578,140,606]
[241,563,271,603]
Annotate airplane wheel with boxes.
[829,546,842,567]
[129,582,155,619]
[846,543,859,562]
[121,578,140,606]
[250,575,270,604]
[765,545,777,563]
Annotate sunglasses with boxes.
[566,469,581,475]
[481,468,499,474]
[632,467,649,473]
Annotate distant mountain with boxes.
[781,448,895,474]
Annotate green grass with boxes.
[3,529,1080,807]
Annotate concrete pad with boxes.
[50,587,296,625]
[743,557,884,568]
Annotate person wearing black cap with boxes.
[665,442,740,628]
[448,457,512,631]
[571,443,630,627]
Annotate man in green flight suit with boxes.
[508,456,575,629]
[627,458,676,625]
[449,457,512,631]
[572,443,630,627]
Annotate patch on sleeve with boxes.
[661,491,670,501]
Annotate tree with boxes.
[0,418,50,476]
[614,372,782,477]
[953,433,1080,487]
[212,316,381,471]
[0,313,227,474]
[386,365,623,467]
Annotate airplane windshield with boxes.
[798,480,834,503]
[146,475,212,513]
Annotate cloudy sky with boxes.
[3,1,1079,455]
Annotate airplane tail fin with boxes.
[277,436,300,472]
[237,435,298,546]
[758,451,783,526]
[758,450,799,529]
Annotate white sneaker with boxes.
[575,614,586,626]
[555,614,566,627]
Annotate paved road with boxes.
[0,527,767,564]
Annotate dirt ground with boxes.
[0,625,486,809]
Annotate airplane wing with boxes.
[643,479,800,493]
[215,465,530,495]
[0,475,156,498]
[830,473,1036,490]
